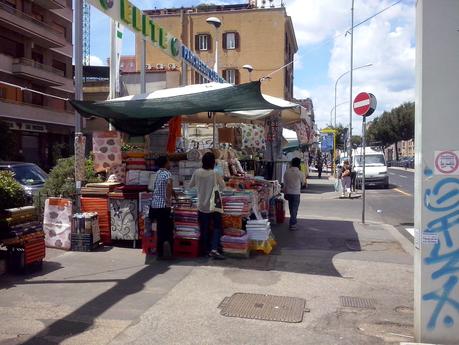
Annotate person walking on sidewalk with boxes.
[189,152,226,260]
[149,156,174,259]
[341,160,352,198]
[283,158,306,231]
[316,154,323,179]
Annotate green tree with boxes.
[366,102,414,160]
[351,135,362,148]
[0,171,27,210]
[34,155,102,212]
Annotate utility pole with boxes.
[414,1,459,344]
[74,0,83,212]
[348,0,354,159]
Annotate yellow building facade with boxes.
[135,5,297,100]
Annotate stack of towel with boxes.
[246,219,271,241]
[174,208,200,240]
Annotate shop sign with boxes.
[181,45,225,83]
[90,0,180,61]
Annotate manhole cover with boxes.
[340,296,376,309]
[219,293,306,323]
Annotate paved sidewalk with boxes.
[0,176,414,345]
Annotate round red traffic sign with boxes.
[353,92,377,116]
[435,151,459,174]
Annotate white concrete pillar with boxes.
[414,1,459,344]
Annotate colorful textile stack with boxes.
[246,219,271,241]
[222,194,251,216]
[43,198,72,250]
[125,157,146,171]
[81,182,122,196]
[221,234,249,258]
[1,206,46,272]
[125,170,152,185]
[221,214,248,257]
[81,197,111,244]
[93,131,122,173]
[174,208,200,240]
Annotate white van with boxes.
[352,147,389,189]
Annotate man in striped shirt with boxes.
[149,156,174,259]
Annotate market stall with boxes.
[56,81,310,258]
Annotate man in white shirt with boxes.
[189,152,226,259]
[283,158,306,230]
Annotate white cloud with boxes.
[293,85,310,99]
[89,55,106,66]
[286,0,416,134]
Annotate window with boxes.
[195,72,209,84]
[223,32,239,50]
[195,34,211,51]
[223,69,240,85]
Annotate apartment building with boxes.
[136,1,297,100]
[0,0,74,170]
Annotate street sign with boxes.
[355,92,377,224]
[434,150,459,175]
[353,92,377,116]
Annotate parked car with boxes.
[0,162,48,202]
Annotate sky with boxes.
[88,0,416,135]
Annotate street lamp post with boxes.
[334,63,372,127]
[206,17,221,149]
[242,64,254,81]
[348,0,355,158]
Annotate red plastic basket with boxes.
[173,238,199,258]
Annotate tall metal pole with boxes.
[212,28,219,149]
[140,38,146,94]
[334,64,372,129]
[74,1,83,131]
[74,0,83,212]
[361,116,366,223]
[348,0,355,159]
[334,80,338,128]
[108,19,117,130]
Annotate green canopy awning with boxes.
[69,81,299,135]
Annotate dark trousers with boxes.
[149,207,173,257]
[198,211,222,253]
[285,194,301,226]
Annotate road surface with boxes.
[365,168,414,239]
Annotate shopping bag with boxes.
[209,172,223,213]
[334,179,341,192]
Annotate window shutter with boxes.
[222,33,227,50]
[195,35,199,51]
[235,69,240,85]
[207,34,212,51]
[235,32,240,49]
[222,69,227,81]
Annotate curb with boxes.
[389,166,415,173]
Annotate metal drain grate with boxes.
[219,293,306,323]
[340,296,376,309]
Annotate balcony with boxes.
[33,0,66,10]
[0,98,74,127]
[0,2,66,48]
[12,58,73,93]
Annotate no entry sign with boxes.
[353,92,377,117]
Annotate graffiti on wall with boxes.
[422,172,459,330]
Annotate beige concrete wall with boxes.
[135,8,294,99]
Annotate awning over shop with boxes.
[69,81,300,135]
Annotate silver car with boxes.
[0,162,48,201]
